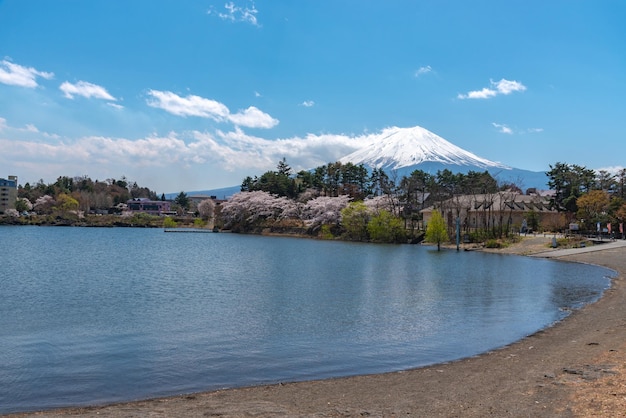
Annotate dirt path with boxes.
[9,236,626,417]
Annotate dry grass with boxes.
[566,342,626,416]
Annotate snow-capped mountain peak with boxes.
[340,126,510,171]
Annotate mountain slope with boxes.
[339,126,547,189]
[340,126,509,170]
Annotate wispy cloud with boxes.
[146,90,278,129]
[300,100,315,107]
[14,123,61,139]
[0,59,54,88]
[414,66,432,77]
[208,1,260,26]
[24,124,39,133]
[492,123,544,135]
[458,78,526,100]
[2,120,61,139]
[492,122,513,134]
[60,80,116,100]
[146,90,230,119]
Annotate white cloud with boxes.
[146,90,278,129]
[0,60,54,88]
[0,133,189,167]
[595,166,625,175]
[194,128,364,172]
[208,1,260,26]
[254,91,262,97]
[414,66,432,77]
[492,123,543,135]
[0,117,7,131]
[458,78,526,100]
[60,80,116,100]
[300,100,315,107]
[228,106,279,129]
[460,88,498,100]
[59,81,117,101]
[492,122,513,134]
[147,90,230,119]
[24,124,39,133]
[107,103,124,110]
[494,79,526,95]
[0,127,367,190]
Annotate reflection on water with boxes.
[0,226,613,414]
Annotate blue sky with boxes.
[1,1,624,194]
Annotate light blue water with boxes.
[0,226,614,414]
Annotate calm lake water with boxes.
[0,226,614,414]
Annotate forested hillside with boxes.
[16,176,160,214]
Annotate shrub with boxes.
[341,201,370,241]
[163,217,177,228]
[484,239,503,248]
[319,224,335,240]
[367,210,407,243]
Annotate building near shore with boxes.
[126,198,172,215]
[421,192,561,234]
[0,175,18,214]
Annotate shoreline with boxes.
[8,236,626,417]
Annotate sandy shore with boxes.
[8,236,626,417]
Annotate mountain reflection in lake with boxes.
[0,227,613,414]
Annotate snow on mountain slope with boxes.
[339,126,510,170]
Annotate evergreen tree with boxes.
[547,162,596,212]
[174,191,189,210]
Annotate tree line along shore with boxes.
[3,160,626,248]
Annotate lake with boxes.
[0,226,614,414]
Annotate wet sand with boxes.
[8,237,626,417]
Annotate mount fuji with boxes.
[339,126,548,189]
[189,126,549,198]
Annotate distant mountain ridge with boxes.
[165,185,240,200]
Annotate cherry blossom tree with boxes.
[274,196,303,220]
[33,195,55,214]
[301,195,351,228]
[197,198,216,220]
[296,188,320,203]
[363,195,398,214]
[220,191,302,229]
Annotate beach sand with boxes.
[8,236,626,417]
